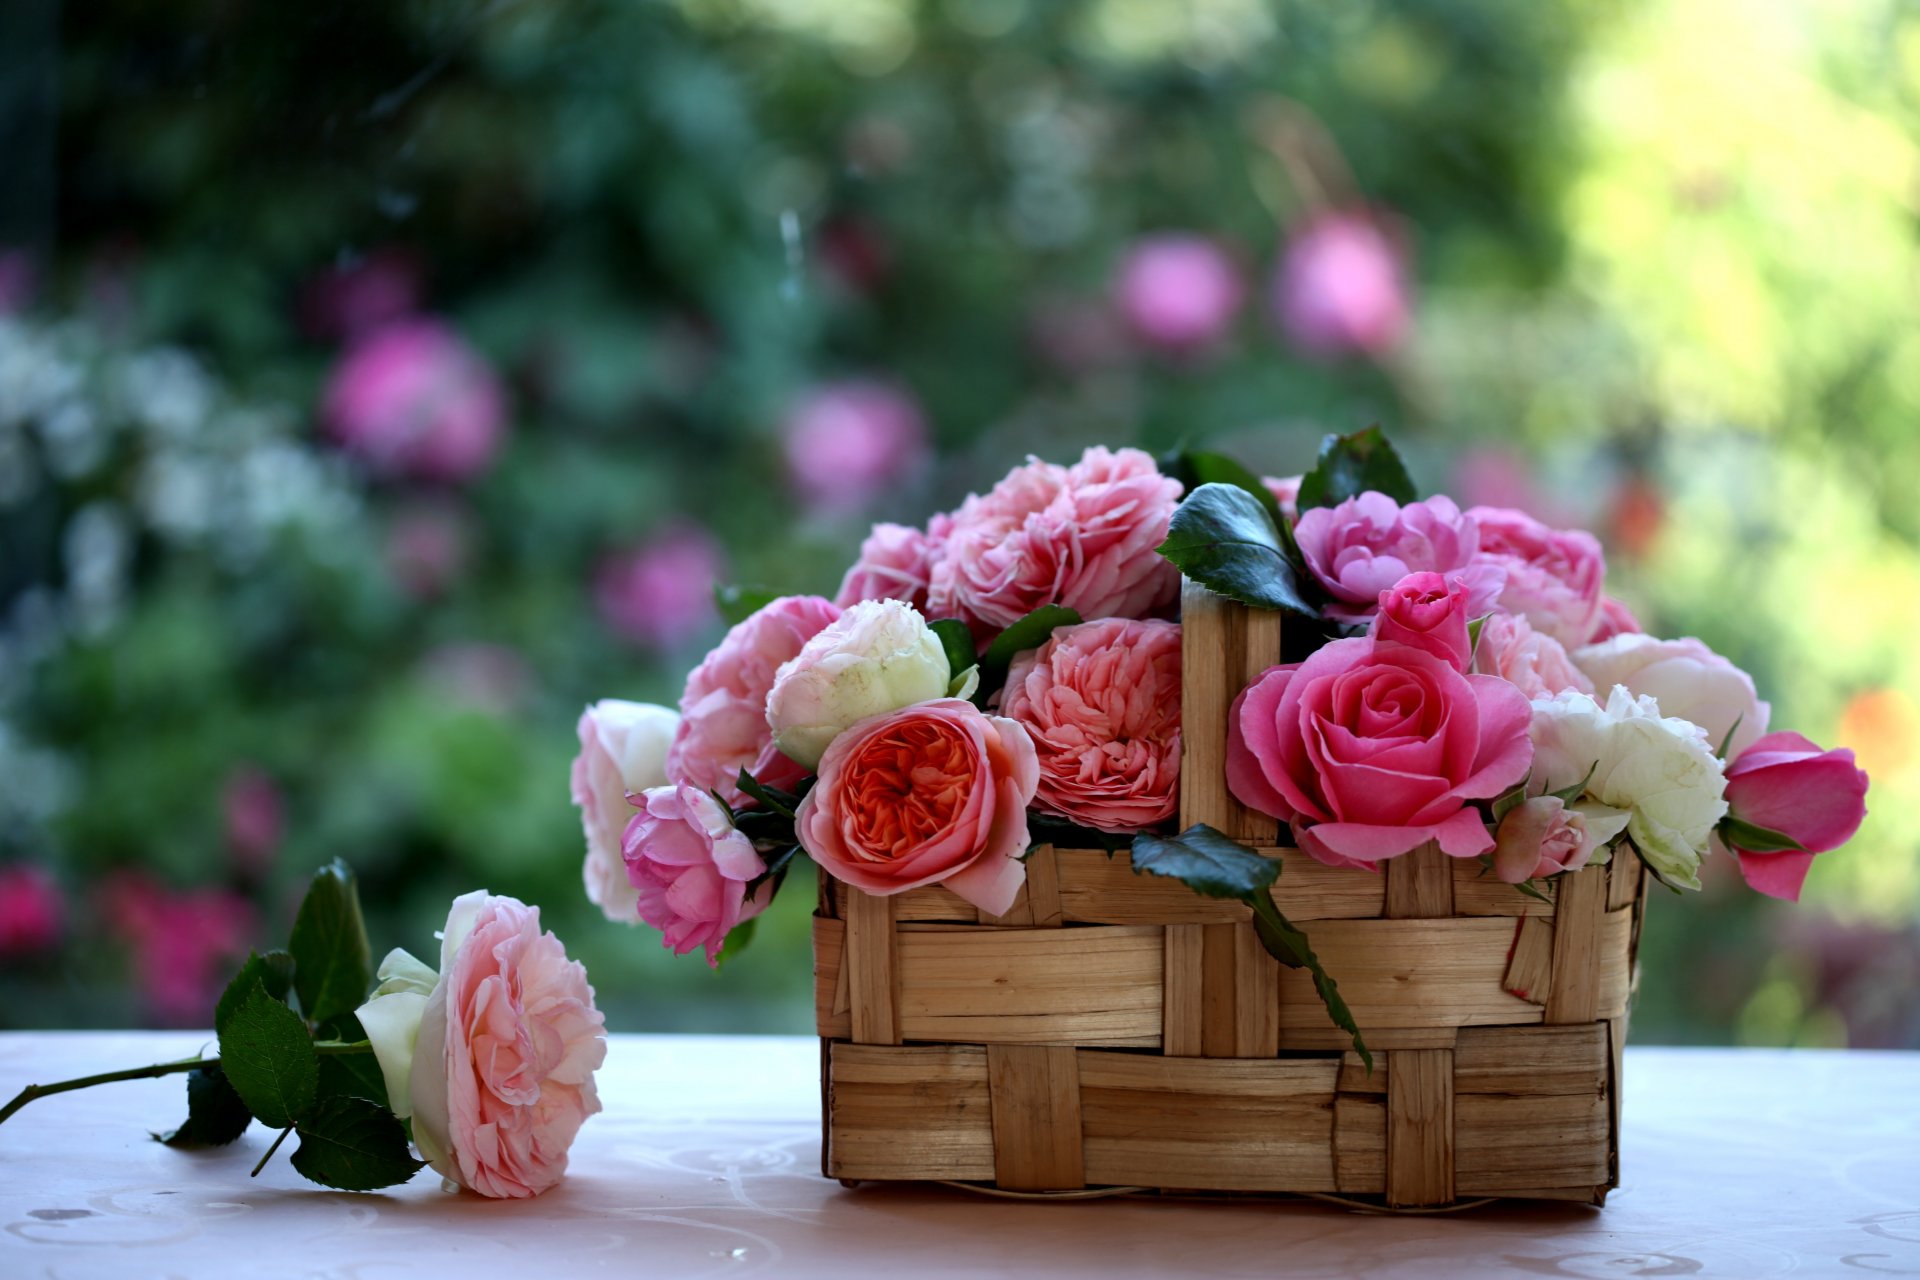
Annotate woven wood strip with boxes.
[1503,914,1555,1005]
[1386,1048,1455,1207]
[1385,842,1455,918]
[988,1044,1085,1190]
[1274,918,1547,1035]
[827,1044,994,1181]
[1162,925,1204,1056]
[812,916,851,1039]
[1544,864,1609,1025]
[1177,578,1279,843]
[1454,861,1556,916]
[845,888,900,1044]
[894,923,1163,1046]
[1607,847,1644,911]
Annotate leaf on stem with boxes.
[215,950,294,1038]
[290,860,373,1030]
[219,982,320,1130]
[289,1096,426,1192]
[1155,484,1315,614]
[1295,426,1418,511]
[315,1012,389,1111]
[156,1065,253,1148]
[978,605,1082,692]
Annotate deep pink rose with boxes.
[1724,732,1870,902]
[1226,637,1534,867]
[1370,571,1473,671]
[1473,612,1593,700]
[1294,492,1504,623]
[1263,474,1302,522]
[1113,234,1244,352]
[221,765,285,876]
[835,516,952,612]
[667,595,842,806]
[622,783,770,965]
[797,698,1039,917]
[322,318,506,482]
[781,380,931,515]
[1586,596,1643,645]
[1468,506,1606,647]
[1273,211,1409,359]
[595,523,728,652]
[0,864,63,956]
[1491,796,1600,883]
[1001,618,1181,833]
[929,447,1182,638]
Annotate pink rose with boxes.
[1586,596,1644,644]
[1491,796,1600,883]
[928,447,1182,637]
[1468,507,1606,647]
[1263,474,1302,522]
[666,594,842,806]
[622,783,770,965]
[1272,210,1410,359]
[1370,571,1473,671]
[781,380,931,515]
[835,517,951,612]
[1473,612,1593,700]
[1226,637,1534,867]
[1001,618,1182,833]
[408,893,607,1198]
[797,698,1040,916]
[1294,492,1504,623]
[1113,234,1244,352]
[570,700,679,923]
[0,863,63,957]
[594,523,728,652]
[1574,633,1770,759]
[1724,732,1870,902]
[322,318,506,482]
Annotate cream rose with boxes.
[1573,634,1769,759]
[568,700,679,923]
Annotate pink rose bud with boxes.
[1273,210,1410,359]
[1492,795,1598,883]
[1724,732,1870,902]
[622,783,770,967]
[1293,492,1505,624]
[594,523,728,652]
[322,318,507,483]
[1113,233,1244,352]
[1371,571,1474,671]
[0,863,64,956]
[1468,506,1607,648]
[780,380,930,516]
[1473,612,1594,700]
[221,765,285,876]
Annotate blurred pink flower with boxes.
[300,248,422,342]
[1113,234,1244,353]
[1273,210,1410,359]
[1027,295,1130,373]
[594,523,728,651]
[385,502,472,600]
[222,766,285,877]
[99,872,256,1026]
[0,250,38,315]
[781,381,931,515]
[322,318,507,483]
[0,864,64,957]
[1451,449,1552,521]
[421,642,533,715]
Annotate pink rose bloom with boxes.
[570,701,678,923]
[0,864,63,956]
[667,595,842,807]
[1586,596,1643,645]
[781,380,931,515]
[1723,732,1870,902]
[1370,571,1473,671]
[1113,234,1244,352]
[408,893,607,1198]
[1491,796,1600,883]
[928,447,1182,637]
[835,516,952,612]
[622,783,770,966]
[1226,637,1533,867]
[1574,633,1770,759]
[222,765,285,877]
[797,698,1040,916]
[1002,618,1182,834]
[1468,507,1606,647]
[1263,474,1302,523]
[1473,612,1593,700]
[322,318,506,483]
[1294,492,1503,623]
[1273,211,1409,359]
[595,523,728,652]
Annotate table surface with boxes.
[0,1034,1914,1279]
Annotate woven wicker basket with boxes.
[813,581,1646,1208]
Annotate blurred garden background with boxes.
[1,0,1916,1045]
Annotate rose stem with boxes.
[251,1125,293,1177]
[0,1042,372,1129]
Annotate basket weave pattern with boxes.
[813,583,1646,1207]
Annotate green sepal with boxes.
[716,916,759,967]
[1718,816,1809,855]
[735,770,801,818]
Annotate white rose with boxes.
[1573,634,1769,759]
[1528,686,1729,890]
[765,599,973,769]
[569,700,679,922]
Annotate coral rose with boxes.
[835,517,951,612]
[1001,618,1182,833]
[1293,492,1504,623]
[622,782,769,966]
[1370,571,1473,671]
[569,700,679,923]
[1469,506,1606,647]
[1573,633,1769,760]
[1722,731,1870,902]
[1226,637,1534,868]
[796,698,1039,916]
[1474,612,1593,700]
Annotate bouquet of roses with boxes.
[578,427,1870,1061]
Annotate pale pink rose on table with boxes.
[1474,612,1593,700]
[1491,796,1602,883]
[1113,234,1244,352]
[322,318,506,483]
[1273,210,1409,359]
[1263,474,1302,522]
[1469,506,1606,647]
[1226,637,1533,868]
[928,446,1182,638]
[570,701,680,923]
[834,516,952,612]
[0,864,63,957]
[667,595,842,807]
[622,783,770,965]
[1002,618,1182,834]
[1370,571,1473,671]
[797,699,1039,916]
[1574,633,1769,760]
[781,381,930,515]
[594,523,728,652]
[221,765,285,876]
[1294,492,1503,623]
[1586,596,1643,645]
[1722,732,1870,902]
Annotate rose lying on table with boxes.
[0,862,605,1198]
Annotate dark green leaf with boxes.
[1490,774,1530,824]
[216,950,294,1038]
[1025,815,1130,857]
[156,1065,253,1148]
[1128,823,1280,898]
[316,1013,389,1111]
[289,1096,426,1192]
[1719,816,1809,855]
[1295,426,1418,512]
[290,860,374,1028]
[735,769,801,818]
[714,584,780,627]
[1165,449,1285,524]
[978,605,1082,691]
[716,915,759,967]
[929,618,977,679]
[1512,878,1553,904]
[1155,484,1315,614]
[743,842,802,898]
[219,981,319,1129]
[1250,895,1370,1070]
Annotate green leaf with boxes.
[156,1065,253,1148]
[219,981,320,1129]
[716,916,759,967]
[978,605,1082,691]
[735,769,801,818]
[1249,895,1370,1071]
[1155,484,1315,614]
[1163,449,1286,524]
[929,618,976,678]
[1511,878,1553,904]
[316,1012,389,1111]
[1295,426,1418,512]
[289,1096,426,1192]
[1128,823,1280,898]
[743,842,802,898]
[1546,761,1598,806]
[1466,614,1490,667]
[1718,816,1809,855]
[1490,773,1530,824]
[216,950,294,1038]
[290,861,374,1029]
[714,584,779,627]
[1715,715,1744,762]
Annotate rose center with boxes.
[842,720,975,861]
